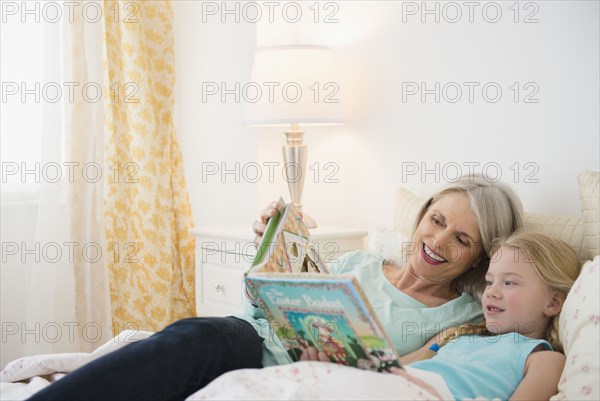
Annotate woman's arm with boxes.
[400,334,440,364]
[400,326,460,364]
[509,350,565,401]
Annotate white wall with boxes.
[175,1,599,230]
[174,1,258,228]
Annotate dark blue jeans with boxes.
[27,316,263,401]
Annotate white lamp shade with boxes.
[244,45,343,127]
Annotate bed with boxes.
[2,171,598,400]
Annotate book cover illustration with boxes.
[245,273,401,372]
[250,200,328,274]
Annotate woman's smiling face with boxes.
[409,192,484,285]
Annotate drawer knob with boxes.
[214,284,224,293]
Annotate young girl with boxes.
[190,231,581,401]
[394,231,581,400]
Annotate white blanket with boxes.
[186,362,455,401]
[2,331,454,401]
[0,330,153,400]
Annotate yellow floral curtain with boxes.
[102,1,195,332]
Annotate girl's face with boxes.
[483,247,561,339]
[410,192,483,284]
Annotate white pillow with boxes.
[392,178,597,261]
[393,187,424,238]
[367,224,411,266]
[523,213,585,261]
[551,256,600,400]
[578,171,600,261]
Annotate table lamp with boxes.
[245,45,343,228]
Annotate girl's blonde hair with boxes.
[413,174,524,298]
[421,231,581,359]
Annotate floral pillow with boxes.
[551,256,600,400]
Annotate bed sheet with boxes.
[186,361,455,401]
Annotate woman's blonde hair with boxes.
[413,174,524,298]
[421,231,581,359]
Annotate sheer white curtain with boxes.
[63,5,112,354]
[23,13,77,357]
[0,4,111,368]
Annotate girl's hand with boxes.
[299,346,331,362]
[252,201,280,244]
[389,368,443,401]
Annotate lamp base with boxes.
[283,124,317,228]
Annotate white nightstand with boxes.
[189,226,367,317]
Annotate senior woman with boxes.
[27,174,522,401]
[249,174,524,364]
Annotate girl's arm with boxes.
[509,350,565,401]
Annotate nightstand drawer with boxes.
[200,245,254,269]
[202,263,245,307]
[191,225,366,317]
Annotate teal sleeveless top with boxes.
[411,332,552,400]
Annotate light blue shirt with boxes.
[236,250,483,367]
[411,333,552,400]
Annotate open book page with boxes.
[245,273,401,372]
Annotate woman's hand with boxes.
[252,201,280,244]
[299,346,331,362]
[389,368,443,401]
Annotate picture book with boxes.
[244,273,402,372]
[249,199,329,274]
